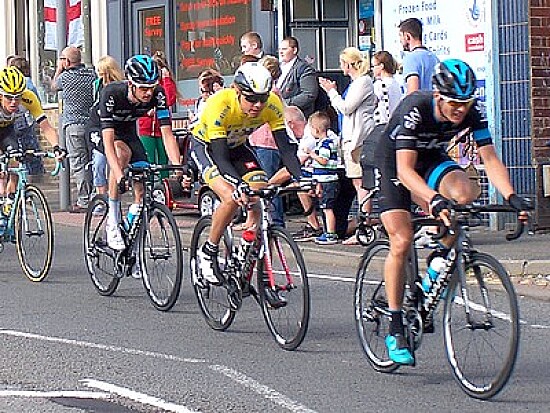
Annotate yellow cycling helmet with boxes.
[0,66,26,95]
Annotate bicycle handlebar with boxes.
[126,162,190,177]
[0,149,64,177]
[420,203,533,242]
[244,179,317,199]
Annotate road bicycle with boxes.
[354,202,531,399]
[0,150,62,282]
[189,181,314,350]
[83,162,185,311]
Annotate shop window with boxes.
[138,7,166,56]
[287,0,350,72]
[291,1,316,21]
[321,0,347,20]
[323,28,349,69]
[37,0,59,104]
[175,0,252,108]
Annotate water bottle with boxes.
[126,203,140,229]
[422,256,447,292]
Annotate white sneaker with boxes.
[197,245,223,285]
[106,223,125,251]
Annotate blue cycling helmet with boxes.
[432,59,477,101]
[125,54,159,86]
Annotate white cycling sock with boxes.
[108,198,121,227]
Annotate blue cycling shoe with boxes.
[385,334,414,365]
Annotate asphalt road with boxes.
[1,220,550,412]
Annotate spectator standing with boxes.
[245,55,285,228]
[277,36,319,118]
[138,51,178,179]
[398,17,439,94]
[240,32,265,59]
[358,50,404,218]
[87,55,125,199]
[319,47,376,244]
[53,46,97,212]
[306,112,340,245]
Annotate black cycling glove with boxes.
[507,194,532,212]
[53,145,68,159]
[231,182,249,202]
[430,194,452,217]
[117,176,128,195]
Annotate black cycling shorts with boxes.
[95,132,148,164]
[377,147,462,213]
[190,137,267,185]
[0,125,21,153]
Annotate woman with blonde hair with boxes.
[89,55,124,200]
[319,46,376,244]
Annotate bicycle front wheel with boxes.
[15,185,54,282]
[354,240,399,373]
[189,216,236,330]
[258,227,309,351]
[84,196,119,296]
[443,252,519,399]
[140,203,183,311]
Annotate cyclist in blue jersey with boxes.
[375,59,531,365]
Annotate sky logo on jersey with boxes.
[403,107,421,131]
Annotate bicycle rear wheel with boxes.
[190,216,236,330]
[443,252,519,399]
[258,227,309,351]
[140,202,183,311]
[84,196,119,296]
[15,185,54,282]
[354,240,399,372]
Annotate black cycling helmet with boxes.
[432,59,477,101]
[233,62,272,94]
[125,54,159,86]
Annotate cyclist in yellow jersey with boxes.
[190,62,302,307]
[0,67,66,199]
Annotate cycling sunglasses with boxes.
[1,93,22,101]
[440,95,475,108]
[242,92,269,104]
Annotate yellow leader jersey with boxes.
[192,88,285,149]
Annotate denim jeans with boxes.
[254,147,284,227]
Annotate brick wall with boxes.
[529,0,550,229]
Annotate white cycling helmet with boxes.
[233,62,272,94]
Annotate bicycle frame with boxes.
[0,151,60,242]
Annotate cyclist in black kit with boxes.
[375,59,531,365]
[96,55,182,250]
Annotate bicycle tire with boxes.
[258,227,309,351]
[443,251,519,399]
[83,195,120,296]
[189,216,236,330]
[140,202,184,311]
[15,185,54,282]
[354,239,399,372]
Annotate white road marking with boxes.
[308,273,550,330]
[0,329,317,412]
[209,365,318,413]
[0,390,111,399]
[82,379,197,413]
[0,330,205,364]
